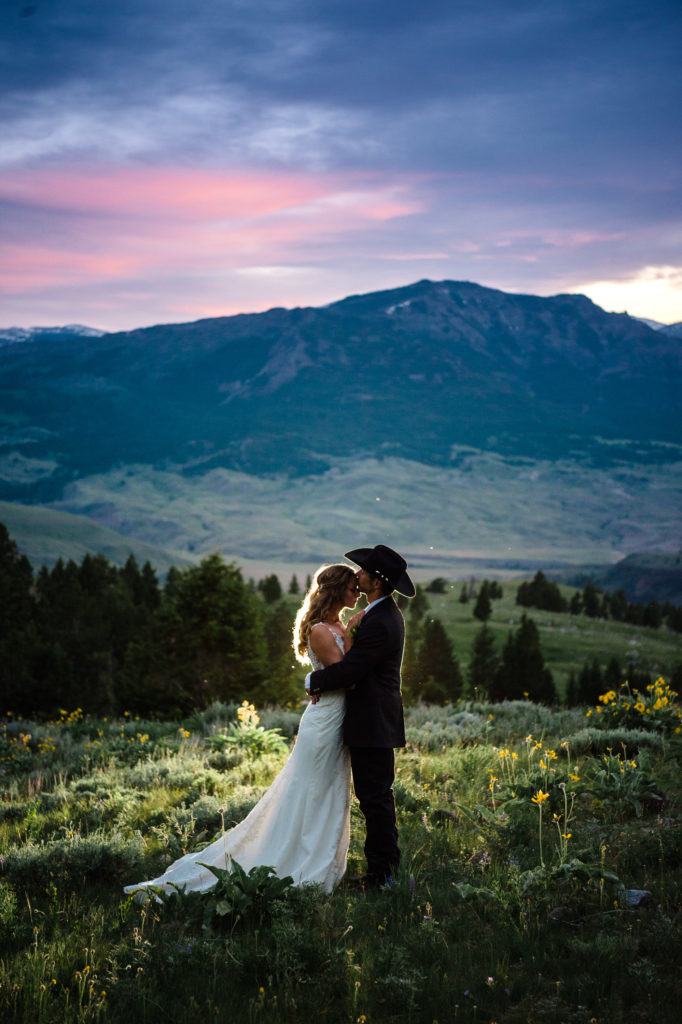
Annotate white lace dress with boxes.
[124,625,351,897]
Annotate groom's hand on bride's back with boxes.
[305,672,321,704]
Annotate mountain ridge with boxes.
[1,279,680,574]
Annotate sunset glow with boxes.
[1,1,680,330]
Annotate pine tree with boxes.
[409,585,429,622]
[288,574,300,595]
[261,601,301,704]
[609,589,628,622]
[516,571,566,612]
[490,614,555,704]
[400,622,423,704]
[603,656,622,691]
[0,522,37,712]
[468,624,499,698]
[642,600,662,629]
[582,581,601,618]
[577,658,603,705]
[458,584,469,604]
[148,554,268,713]
[473,581,492,622]
[258,574,283,603]
[413,618,463,704]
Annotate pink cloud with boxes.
[1,167,328,220]
[0,165,425,297]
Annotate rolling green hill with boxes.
[0,500,190,573]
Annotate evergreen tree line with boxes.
[517,570,682,632]
[397,583,554,704]
[0,524,301,718]
[2,523,679,717]
[404,610,556,706]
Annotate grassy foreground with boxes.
[1,691,681,1024]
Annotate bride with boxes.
[123,563,360,899]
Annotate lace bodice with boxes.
[307,622,345,671]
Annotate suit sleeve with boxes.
[308,613,391,694]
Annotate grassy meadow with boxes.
[1,685,681,1024]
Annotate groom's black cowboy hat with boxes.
[345,544,416,598]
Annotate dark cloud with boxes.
[1,0,680,327]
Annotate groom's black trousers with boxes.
[349,746,400,881]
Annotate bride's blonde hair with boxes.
[293,563,356,663]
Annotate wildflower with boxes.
[569,772,580,781]
[238,701,260,727]
[634,702,646,714]
[531,790,549,805]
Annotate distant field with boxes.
[39,450,682,572]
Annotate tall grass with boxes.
[1,694,681,1023]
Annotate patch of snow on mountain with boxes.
[0,324,107,345]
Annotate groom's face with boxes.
[357,568,382,599]
[356,568,371,594]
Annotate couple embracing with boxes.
[125,544,414,900]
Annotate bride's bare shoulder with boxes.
[308,621,344,665]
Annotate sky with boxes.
[1,0,681,332]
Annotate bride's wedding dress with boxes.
[124,625,350,897]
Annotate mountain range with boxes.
[1,279,680,594]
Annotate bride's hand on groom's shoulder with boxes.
[345,610,364,650]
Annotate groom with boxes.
[306,544,415,890]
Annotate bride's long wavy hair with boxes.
[293,563,357,663]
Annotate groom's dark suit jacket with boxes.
[308,596,406,748]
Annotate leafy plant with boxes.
[582,751,664,817]
[159,860,295,933]
[203,702,289,757]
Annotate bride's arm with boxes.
[308,625,345,667]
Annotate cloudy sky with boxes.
[1,0,680,331]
